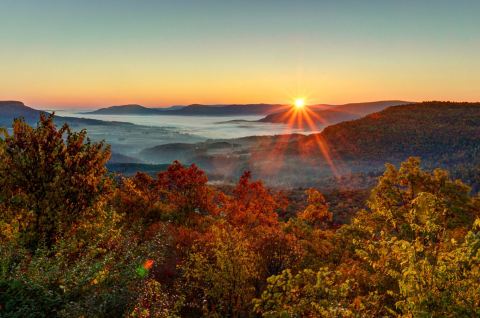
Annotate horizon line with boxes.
[1,99,422,110]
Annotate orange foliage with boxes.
[224,171,283,229]
[114,161,220,225]
[156,161,218,218]
[298,189,333,228]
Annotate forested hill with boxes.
[316,101,480,163]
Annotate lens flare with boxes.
[136,259,155,278]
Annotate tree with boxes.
[347,157,480,315]
[113,172,176,224]
[298,189,332,229]
[224,171,282,229]
[0,114,111,247]
[282,189,335,269]
[364,157,476,241]
[253,268,355,317]
[129,279,181,318]
[179,224,260,317]
[394,217,480,316]
[156,161,217,222]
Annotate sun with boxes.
[294,98,305,109]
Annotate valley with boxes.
[3,100,480,190]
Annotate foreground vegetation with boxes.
[1,115,479,317]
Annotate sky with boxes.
[0,0,479,108]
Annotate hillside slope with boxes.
[317,101,480,162]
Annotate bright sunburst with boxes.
[294,98,305,109]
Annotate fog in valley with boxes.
[52,110,325,176]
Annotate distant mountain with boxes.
[141,143,203,163]
[84,104,190,115]
[156,105,186,111]
[85,103,290,116]
[259,100,411,127]
[0,100,136,127]
[0,101,45,126]
[0,100,207,167]
[85,104,161,115]
[166,104,289,116]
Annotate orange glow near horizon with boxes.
[3,78,478,109]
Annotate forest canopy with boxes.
[0,115,479,317]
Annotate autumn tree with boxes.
[129,279,182,318]
[282,189,336,269]
[3,113,480,318]
[347,157,480,315]
[0,115,166,317]
[179,224,260,317]
[156,160,217,222]
[253,267,356,317]
[223,172,302,282]
[0,114,111,247]
[113,172,176,224]
[394,218,480,316]
[297,189,332,228]
[224,171,281,229]
[254,158,480,317]
[363,157,477,241]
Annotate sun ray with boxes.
[249,96,350,180]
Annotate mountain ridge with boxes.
[0,100,135,127]
[82,101,409,117]
[85,103,290,116]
